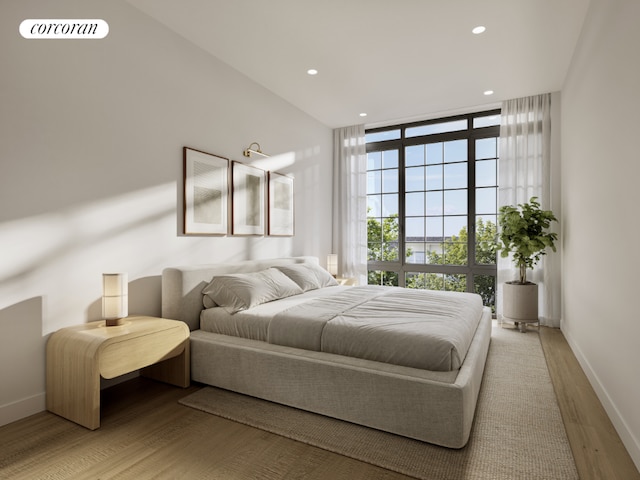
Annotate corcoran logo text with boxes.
[19,19,109,39]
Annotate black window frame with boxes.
[365,109,500,308]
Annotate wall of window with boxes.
[366,110,500,311]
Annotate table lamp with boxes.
[102,273,128,326]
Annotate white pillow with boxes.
[276,263,338,292]
[202,268,303,313]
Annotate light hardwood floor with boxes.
[0,327,638,479]
[539,326,640,480]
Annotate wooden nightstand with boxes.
[46,316,190,430]
[336,277,358,286]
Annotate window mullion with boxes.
[398,144,406,287]
[467,131,476,294]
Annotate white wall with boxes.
[0,0,333,425]
[561,0,640,469]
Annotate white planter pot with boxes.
[502,282,538,332]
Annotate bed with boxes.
[162,256,492,448]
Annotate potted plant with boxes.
[497,197,558,332]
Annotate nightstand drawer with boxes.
[99,326,188,379]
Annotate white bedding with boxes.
[201,285,483,371]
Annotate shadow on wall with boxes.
[0,184,176,293]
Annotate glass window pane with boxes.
[444,140,467,163]
[405,192,424,216]
[476,159,496,187]
[444,243,467,266]
[426,165,442,190]
[426,191,443,216]
[383,271,400,286]
[368,243,381,261]
[406,119,467,137]
[473,115,501,128]
[381,217,399,261]
[367,219,382,243]
[426,143,443,164]
[367,170,381,194]
[367,212,383,260]
[383,242,399,261]
[405,216,424,240]
[368,270,399,286]
[474,274,496,312]
[406,218,424,264]
[405,272,421,289]
[367,195,381,217]
[382,150,399,169]
[406,272,444,290]
[405,166,424,191]
[443,163,467,189]
[476,187,496,215]
[405,145,424,167]
[444,189,467,215]
[382,169,398,193]
[406,243,425,264]
[444,215,466,237]
[476,215,497,265]
[477,215,496,229]
[425,244,444,264]
[382,216,399,241]
[365,130,400,143]
[382,194,398,216]
[476,138,497,159]
[426,216,443,238]
[444,274,466,292]
[367,151,381,170]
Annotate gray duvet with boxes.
[257,286,483,371]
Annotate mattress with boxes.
[200,285,484,371]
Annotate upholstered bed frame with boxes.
[162,256,492,448]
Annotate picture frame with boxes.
[232,161,266,235]
[268,172,294,236]
[183,147,229,235]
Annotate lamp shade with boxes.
[327,254,338,277]
[102,273,128,325]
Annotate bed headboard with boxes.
[161,256,318,330]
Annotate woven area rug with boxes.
[180,324,578,480]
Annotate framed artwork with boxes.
[183,147,229,235]
[232,161,265,235]
[268,172,294,236]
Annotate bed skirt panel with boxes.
[190,307,492,448]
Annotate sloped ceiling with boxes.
[127,0,589,128]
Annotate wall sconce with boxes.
[243,142,270,158]
[102,273,128,326]
[327,254,338,277]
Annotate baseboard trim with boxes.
[562,327,640,472]
[0,392,46,428]
[0,372,141,428]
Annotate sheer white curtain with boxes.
[498,93,561,327]
[332,125,367,284]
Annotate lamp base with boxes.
[105,317,125,327]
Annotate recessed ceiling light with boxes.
[307,69,318,75]
[484,90,494,96]
[472,26,486,34]
[359,113,367,117]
